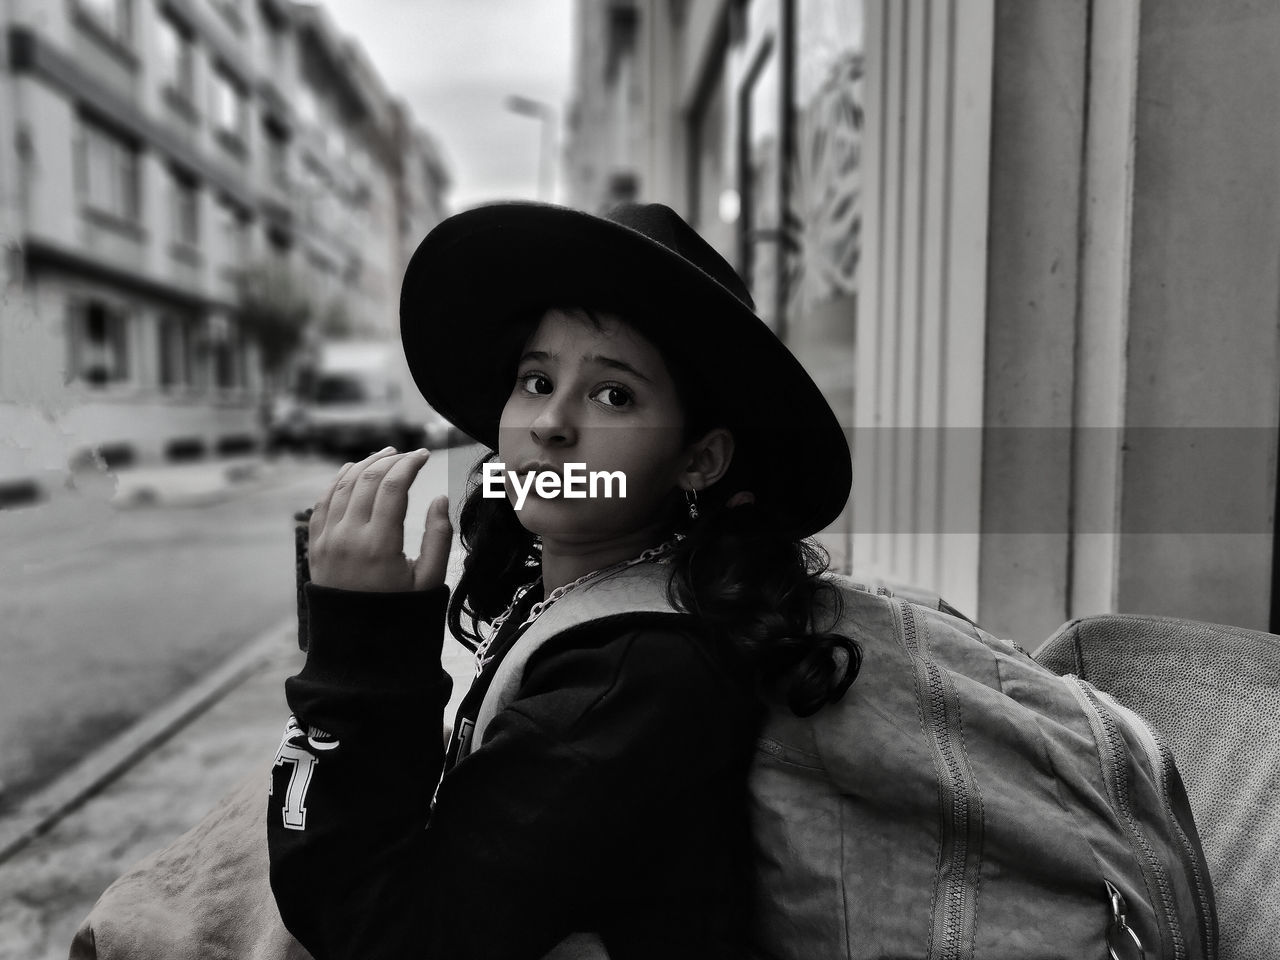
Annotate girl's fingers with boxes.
[326,446,398,526]
[413,495,453,591]
[343,449,415,525]
[309,460,354,536]
[369,449,431,530]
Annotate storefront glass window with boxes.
[741,41,782,330]
[688,53,734,263]
[731,0,862,344]
[789,1,863,327]
[70,299,130,387]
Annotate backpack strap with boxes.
[835,573,980,629]
[465,563,681,759]
[464,566,982,756]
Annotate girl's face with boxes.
[496,307,714,545]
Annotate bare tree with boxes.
[235,264,313,389]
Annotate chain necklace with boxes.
[474,535,682,677]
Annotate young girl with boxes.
[267,202,856,960]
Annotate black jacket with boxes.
[267,581,763,960]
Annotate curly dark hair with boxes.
[445,306,860,717]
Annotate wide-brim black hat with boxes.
[400,201,851,538]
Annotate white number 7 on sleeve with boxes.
[271,717,320,831]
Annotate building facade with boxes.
[0,0,448,491]
[565,0,1280,639]
[566,0,862,575]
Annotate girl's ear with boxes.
[681,427,735,491]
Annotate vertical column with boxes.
[141,150,168,276]
[913,0,953,597]
[853,0,885,580]
[853,0,992,616]
[1110,0,1280,629]
[977,0,1089,638]
[894,0,924,581]
[986,0,1280,634]
[134,306,160,390]
[1067,0,1141,620]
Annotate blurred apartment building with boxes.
[565,0,1280,640]
[566,0,861,576]
[0,0,448,490]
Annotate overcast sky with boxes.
[316,0,576,212]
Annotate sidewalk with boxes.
[109,453,281,508]
[3,448,325,516]
[0,618,477,960]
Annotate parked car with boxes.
[274,340,438,460]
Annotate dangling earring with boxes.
[685,487,699,521]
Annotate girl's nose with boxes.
[529,397,577,447]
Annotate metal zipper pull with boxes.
[1106,879,1146,960]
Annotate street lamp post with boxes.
[506,94,556,203]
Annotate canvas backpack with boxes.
[464,562,1218,960]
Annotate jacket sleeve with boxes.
[267,588,750,960]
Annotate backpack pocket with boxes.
[1064,676,1217,960]
[1085,683,1218,960]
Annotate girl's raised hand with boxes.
[308,447,452,593]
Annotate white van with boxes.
[274,340,452,459]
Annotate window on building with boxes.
[215,197,250,267]
[70,299,130,386]
[787,1,864,324]
[78,0,132,45]
[265,121,289,188]
[159,316,193,388]
[212,67,247,143]
[77,116,140,222]
[297,84,320,128]
[738,40,783,329]
[157,13,195,104]
[213,335,239,388]
[604,1,639,84]
[170,168,199,247]
[688,54,729,234]
[308,252,336,303]
[206,0,244,32]
[265,17,287,65]
[267,229,292,270]
[297,157,327,227]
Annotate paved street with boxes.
[0,456,330,816]
[0,445,483,960]
[0,445,478,816]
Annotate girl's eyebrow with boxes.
[518,350,653,384]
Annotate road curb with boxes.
[0,617,295,865]
[0,454,283,512]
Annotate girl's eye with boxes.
[519,373,552,395]
[591,384,633,409]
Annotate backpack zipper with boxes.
[899,601,982,960]
[1093,690,1216,959]
[1066,677,1182,960]
[1106,879,1147,960]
